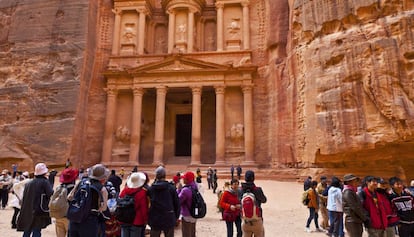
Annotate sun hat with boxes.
[34,163,48,176]
[89,164,110,180]
[22,171,29,178]
[127,172,146,188]
[1,169,8,175]
[182,171,195,182]
[343,174,359,182]
[60,168,79,183]
[155,166,166,180]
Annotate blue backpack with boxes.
[67,179,103,223]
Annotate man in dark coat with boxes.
[147,166,180,237]
[342,174,368,237]
[107,169,122,194]
[17,163,54,236]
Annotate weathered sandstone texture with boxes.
[0,0,413,180]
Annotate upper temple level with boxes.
[111,0,251,55]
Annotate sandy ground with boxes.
[0,179,370,237]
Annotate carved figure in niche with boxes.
[230,123,244,148]
[227,18,241,39]
[122,23,136,43]
[177,23,186,41]
[206,36,215,51]
[115,125,130,143]
[155,37,166,54]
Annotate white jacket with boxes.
[9,179,31,209]
[327,186,343,212]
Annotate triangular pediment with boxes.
[129,55,230,74]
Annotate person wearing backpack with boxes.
[219,178,242,237]
[147,166,180,237]
[17,162,54,237]
[178,171,198,237]
[67,163,109,237]
[117,171,148,237]
[304,181,323,233]
[240,170,267,237]
[50,168,78,237]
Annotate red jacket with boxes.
[219,189,241,216]
[362,187,388,229]
[377,190,399,226]
[119,186,148,226]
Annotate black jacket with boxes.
[147,180,180,230]
[17,176,53,231]
[342,188,367,224]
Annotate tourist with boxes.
[206,167,213,190]
[327,176,344,237]
[316,176,329,230]
[219,178,242,237]
[118,172,148,237]
[212,169,218,194]
[54,168,78,237]
[304,176,312,191]
[68,164,109,236]
[305,181,323,233]
[241,170,267,237]
[147,166,180,237]
[230,165,235,180]
[17,163,54,236]
[48,169,58,187]
[359,176,388,236]
[376,178,398,237]
[388,176,414,237]
[178,171,198,237]
[236,165,242,180]
[107,169,122,195]
[9,171,30,229]
[196,168,202,184]
[342,174,367,237]
[0,169,13,209]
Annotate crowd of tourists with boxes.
[0,162,267,237]
[302,174,414,237]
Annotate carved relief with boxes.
[229,123,244,148]
[122,23,136,44]
[115,125,131,143]
[177,23,187,42]
[227,18,241,39]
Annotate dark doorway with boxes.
[175,114,192,156]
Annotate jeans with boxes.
[121,224,144,237]
[398,223,414,237]
[328,211,344,237]
[22,228,41,237]
[226,215,242,237]
[306,207,319,229]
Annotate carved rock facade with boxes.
[0,0,413,179]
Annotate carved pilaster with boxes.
[102,86,118,164]
[215,86,226,165]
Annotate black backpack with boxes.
[67,179,102,223]
[114,189,140,224]
[188,186,207,218]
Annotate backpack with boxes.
[66,179,103,223]
[241,191,261,221]
[49,184,73,218]
[188,186,207,218]
[114,189,140,224]
[301,190,310,206]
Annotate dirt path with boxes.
[1,179,369,236]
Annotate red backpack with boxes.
[241,191,261,221]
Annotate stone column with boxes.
[129,86,144,165]
[215,2,224,51]
[167,10,176,53]
[191,86,202,165]
[242,85,254,164]
[137,9,146,55]
[215,86,226,165]
[153,86,167,165]
[102,86,118,164]
[242,2,250,50]
[112,9,122,55]
[187,10,195,53]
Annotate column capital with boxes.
[241,84,253,93]
[191,86,202,94]
[136,7,148,15]
[132,86,144,96]
[241,1,250,7]
[215,2,224,9]
[112,8,123,16]
[214,85,225,94]
[104,86,118,96]
[156,85,168,94]
[167,8,175,15]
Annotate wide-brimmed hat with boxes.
[34,163,48,176]
[89,164,110,180]
[343,174,359,182]
[60,168,79,183]
[1,169,8,175]
[22,171,29,178]
[127,172,146,188]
